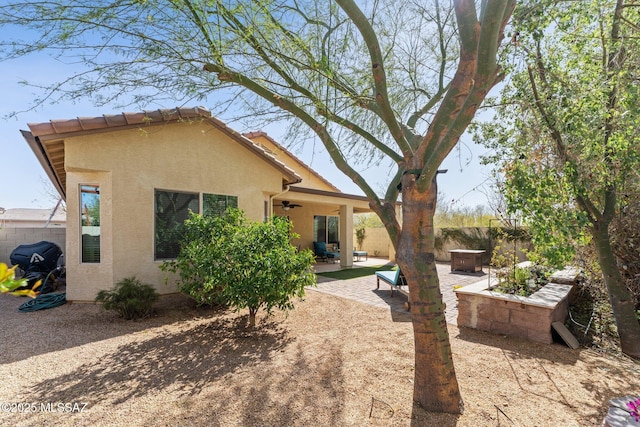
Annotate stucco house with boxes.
[21,106,381,301]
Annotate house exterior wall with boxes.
[63,121,286,301]
[280,190,371,266]
[278,200,341,252]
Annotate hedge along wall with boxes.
[353,226,532,264]
[0,228,66,266]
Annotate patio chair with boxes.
[313,241,335,263]
[375,268,408,297]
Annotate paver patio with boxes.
[312,257,485,325]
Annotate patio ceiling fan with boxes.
[276,200,302,211]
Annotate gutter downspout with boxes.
[267,185,291,221]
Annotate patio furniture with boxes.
[313,241,336,263]
[449,249,485,273]
[375,268,407,297]
[353,250,368,261]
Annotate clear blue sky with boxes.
[0,48,496,211]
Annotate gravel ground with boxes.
[0,289,639,427]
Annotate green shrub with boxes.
[162,209,316,328]
[494,264,552,297]
[95,277,159,320]
[355,227,366,250]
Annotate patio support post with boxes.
[339,204,353,268]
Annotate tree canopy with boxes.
[479,0,640,357]
[0,0,508,206]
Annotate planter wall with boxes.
[455,270,578,344]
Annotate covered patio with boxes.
[272,186,395,268]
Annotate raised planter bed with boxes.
[454,267,579,344]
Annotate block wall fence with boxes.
[354,226,532,263]
[0,228,66,266]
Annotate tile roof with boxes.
[27,106,212,137]
[243,131,342,193]
[0,208,66,223]
[21,107,302,199]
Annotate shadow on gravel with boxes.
[26,315,294,404]
[0,293,222,365]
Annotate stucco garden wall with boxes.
[0,228,66,266]
[456,281,575,344]
[352,227,393,258]
[455,268,580,344]
[352,226,531,264]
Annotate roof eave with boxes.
[23,107,302,196]
[21,130,66,201]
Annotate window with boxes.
[203,193,238,217]
[327,216,339,244]
[154,190,238,260]
[154,190,199,259]
[80,185,101,263]
[313,215,339,244]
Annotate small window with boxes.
[203,193,238,217]
[80,185,101,263]
[154,190,199,260]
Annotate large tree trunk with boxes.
[592,222,640,358]
[396,174,463,414]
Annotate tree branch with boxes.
[211,3,403,164]
[336,0,412,156]
[417,0,514,192]
[601,0,626,224]
[203,63,383,206]
[526,66,601,223]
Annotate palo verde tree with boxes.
[0,0,515,412]
[479,0,640,357]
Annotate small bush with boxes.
[95,277,159,320]
[568,277,620,353]
[494,264,552,297]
